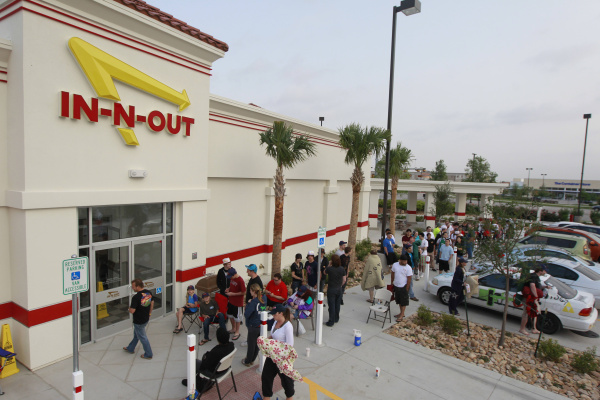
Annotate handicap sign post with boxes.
[317,227,326,248]
[63,255,89,399]
[315,227,327,345]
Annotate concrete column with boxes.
[406,191,417,223]
[368,189,380,228]
[423,192,436,227]
[480,194,493,219]
[358,185,372,240]
[454,193,467,221]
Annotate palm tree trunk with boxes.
[271,166,285,277]
[390,178,398,237]
[348,166,364,271]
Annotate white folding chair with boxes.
[198,348,237,399]
[366,288,393,328]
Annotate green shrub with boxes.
[439,313,462,335]
[281,268,292,286]
[591,211,600,226]
[571,347,599,374]
[415,304,434,326]
[538,338,566,362]
[348,270,355,279]
[558,208,570,221]
[466,204,480,215]
[416,216,424,222]
[355,238,372,261]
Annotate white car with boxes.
[427,270,597,334]
[514,244,600,275]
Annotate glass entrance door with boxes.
[133,238,164,320]
[93,243,132,338]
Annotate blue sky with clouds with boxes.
[150,0,600,182]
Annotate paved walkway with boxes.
[1,274,568,400]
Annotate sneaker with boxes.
[241,341,248,347]
[241,358,254,367]
[181,379,188,387]
[325,321,334,327]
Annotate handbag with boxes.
[387,284,395,301]
[297,320,306,335]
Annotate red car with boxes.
[527,226,600,262]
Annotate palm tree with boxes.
[389,143,414,237]
[259,121,317,277]
[339,123,390,270]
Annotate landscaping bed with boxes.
[385,311,599,400]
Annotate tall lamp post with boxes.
[525,168,533,199]
[471,153,476,181]
[381,0,421,239]
[577,114,592,215]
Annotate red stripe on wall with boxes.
[0,5,22,22]
[358,221,369,227]
[1,300,72,328]
[368,213,378,219]
[454,212,466,216]
[0,79,6,83]
[406,210,417,215]
[0,70,7,74]
[0,0,19,14]
[425,216,436,220]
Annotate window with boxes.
[520,236,547,245]
[546,237,576,249]
[574,266,600,281]
[546,277,576,299]
[479,274,514,291]
[545,263,579,281]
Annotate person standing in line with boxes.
[225,268,245,340]
[426,230,436,272]
[305,251,319,291]
[361,249,385,303]
[261,305,296,400]
[391,255,412,322]
[403,241,419,302]
[382,231,397,269]
[217,258,232,296]
[290,253,305,292]
[448,258,468,316]
[412,234,421,278]
[340,246,351,304]
[242,283,267,367]
[465,223,476,259]
[245,264,263,304]
[335,240,347,257]
[265,273,289,307]
[123,278,154,360]
[319,248,329,294]
[438,235,453,273]
[418,232,428,279]
[325,254,346,327]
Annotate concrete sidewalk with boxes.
[1,280,568,400]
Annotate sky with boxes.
[150,0,600,182]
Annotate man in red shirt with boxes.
[264,273,288,307]
[225,268,245,340]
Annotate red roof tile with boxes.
[113,0,228,52]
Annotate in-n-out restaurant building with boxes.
[0,0,372,369]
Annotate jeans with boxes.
[466,244,474,259]
[262,357,295,398]
[245,326,261,363]
[202,313,226,340]
[126,322,153,358]
[327,287,342,323]
[449,290,464,315]
[408,278,415,298]
[291,280,302,292]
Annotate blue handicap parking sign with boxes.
[71,271,80,281]
[319,238,325,246]
[156,287,162,294]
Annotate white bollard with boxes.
[315,292,324,346]
[187,334,196,398]
[259,311,268,373]
[72,370,83,400]
[450,246,457,273]
[424,256,430,292]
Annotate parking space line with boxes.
[303,377,344,400]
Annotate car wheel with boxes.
[438,287,452,305]
[536,312,561,335]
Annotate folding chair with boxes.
[295,295,315,337]
[0,347,17,395]
[366,288,393,328]
[198,348,237,399]
[182,309,201,333]
[199,293,228,339]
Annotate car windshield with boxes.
[545,277,576,299]
[574,266,600,281]
[573,255,595,267]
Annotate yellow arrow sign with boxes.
[68,37,190,111]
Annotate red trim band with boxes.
[454,212,466,216]
[425,216,436,220]
[188,346,195,352]
[1,300,72,328]
[368,213,378,219]
[406,210,417,215]
[0,79,6,83]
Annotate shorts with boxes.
[182,307,197,314]
[227,303,242,322]
[394,285,409,306]
[439,260,449,272]
[386,252,397,266]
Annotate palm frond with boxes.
[259,121,317,169]
[338,124,390,169]
[389,142,414,179]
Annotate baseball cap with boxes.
[222,257,231,264]
[186,285,195,291]
[339,240,347,246]
[297,285,308,295]
[458,257,467,264]
[307,250,315,257]
[201,292,210,298]
[246,264,258,272]
[227,267,237,277]
[269,304,287,315]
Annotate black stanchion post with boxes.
[534,308,548,358]
[463,288,470,336]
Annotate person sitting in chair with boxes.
[285,285,313,320]
[198,293,227,345]
[173,285,199,334]
[181,327,235,392]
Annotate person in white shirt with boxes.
[335,240,347,257]
[391,255,413,322]
[262,304,295,400]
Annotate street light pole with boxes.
[471,153,476,181]
[526,168,533,187]
[577,114,592,216]
[381,0,421,240]
[541,173,547,188]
